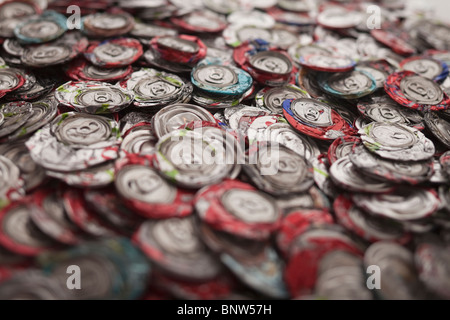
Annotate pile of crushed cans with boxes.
[0,0,449,300]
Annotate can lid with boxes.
[0,270,68,299]
[415,242,450,299]
[255,85,310,114]
[64,81,134,114]
[115,161,194,219]
[84,38,143,69]
[154,129,233,188]
[317,6,363,30]
[152,104,215,139]
[318,70,377,99]
[424,111,450,149]
[62,189,117,238]
[350,145,434,185]
[221,245,289,299]
[364,241,426,299]
[194,179,282,240]
[359,122,435,162]
[400,56,448,82]
[262,122,320,162]
[171,10,227,33]
[276,209,333,258]
[357,94,424,130]
[0,101,32,139]
[66,58,132,82]
[371,29,416,56]
[282,98,355,140]
[29,189,80,245]
[334,195,410,244]
[0,142,46,191]
[14,10,67,44]
[21,32,88,68]
[329,155,394,193]
[385,71,450,111]
[82,11,135,38]
[352,187,439,221]
[244,141,314,196]
[191,64,252,97]
[26,112,120,172]
[249,51,293,76]
[0,201,56,256]
[327,136,361,164]
[0,68,25,99]
[133,215,222,281]
[124,68,188,108]
[299,54,356,73]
